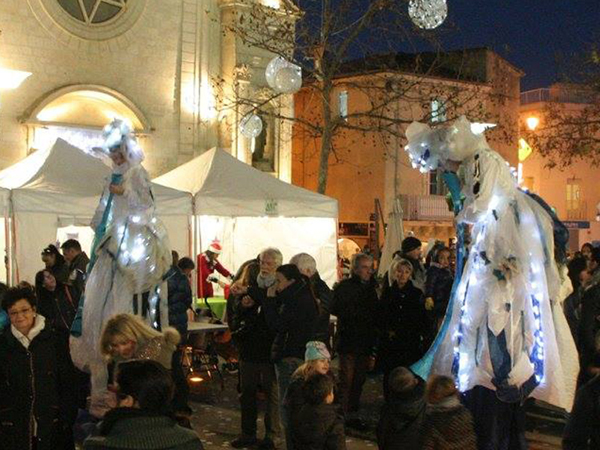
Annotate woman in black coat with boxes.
[0,287,77,450]
[35,269,80,336]
[378,258,429,400]
[41,244,70,285]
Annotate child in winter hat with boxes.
[305,340,331,362]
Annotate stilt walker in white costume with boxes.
[405,116,578,449]
[70,119,172,416]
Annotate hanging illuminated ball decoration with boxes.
[408,0,448,30]
[266,57,289,89]
[239,113,263,138]
[274,66,302,94]
[265,56,302,94]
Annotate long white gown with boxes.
[70,160,171,408]
[405,117,578,411]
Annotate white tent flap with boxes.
[0,139,192,282]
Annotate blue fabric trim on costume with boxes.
[0,311,8,331]
[411,171,466,379]
[70,173,123,337]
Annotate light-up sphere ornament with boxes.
[266,57,289,89]
[274,66,302,94]
[239,113,263,139]
[265,57,302,94]
[408,0,448,30]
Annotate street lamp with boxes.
[526,116,539,131]
[0,68,31,90]
[0,67,31,107]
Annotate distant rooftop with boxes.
[333,47,522,84]
[521,85,598,105]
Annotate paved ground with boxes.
[188,367,563,450]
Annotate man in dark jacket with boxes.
[229,247,282,450]
[563,375,600,450]
[166,254,195,415]
[577,247,600,386]
[166,254,194,337]
[377,367,425,450]
[330,252,378,429]
[290,253,333,344]
[61,239,90,293]
[292,373,346,450]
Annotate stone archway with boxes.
[21,84,150,153]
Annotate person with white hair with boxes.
[229,247,283,450]
[69,119,172,418]
[290,253,332,343]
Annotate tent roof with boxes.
[0,139,192,216]
[154,148,338,218]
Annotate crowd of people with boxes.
[1,232,600,449]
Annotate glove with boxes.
[207,275,219,283]
[425,297,434,311]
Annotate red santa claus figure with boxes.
[197,239,232,299]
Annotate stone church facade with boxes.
[0,0,292,180]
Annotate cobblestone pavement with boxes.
[188,368,562,450]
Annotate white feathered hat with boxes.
[404,116,486,173]
[94,119,144,164]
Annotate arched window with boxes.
[22,85,150,154]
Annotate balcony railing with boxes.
[520,88,594,105]
[400,194,454,221]
[566,201,588,221]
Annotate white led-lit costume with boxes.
[70,120,171,413]
[405,116,577,410]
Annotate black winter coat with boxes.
[50,261,71,286]
[577,283,600,385]
[284,370,339,433]
[292,403,346,450]
[0,323,77,450]
[563,374,600,450]
[402,255,426,291]
[67,252,89,293]
[330,276,379,355]
[377,378,426,450]
[425,264,453,319]
[263,279,319,361]
[167,266,193,336]
[311,273,333,344]
[421,401,477,450]
[378,280,428,370]
[37,283,79,335]
[229,286,275,363]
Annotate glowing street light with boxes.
[526,116,539,131]
[0,68,31,90]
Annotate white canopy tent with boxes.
[0,187,10,283]
[154,148,339,286]
[0,139,192,283]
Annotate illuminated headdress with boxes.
[94,119,144,164]
[404,116,486,173]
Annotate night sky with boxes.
[440,0,600,91]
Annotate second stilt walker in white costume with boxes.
[405,116,578,412]
[70,119,172,416]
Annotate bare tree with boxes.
[523,45,600,168]
[217,0,512,193]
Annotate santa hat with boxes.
[207,239,222,254]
